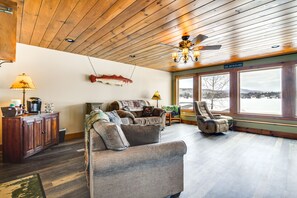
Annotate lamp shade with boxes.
[10,73,36,90]
[151,91,161,100]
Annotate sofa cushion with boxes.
[121,124,161,146]
[134,117,162,125]
[117,100,149,111]
[116,110,135,119]
[93,121,130,151]
[106,110,123,126]
[142,106,154,117]
[122,106,138,117]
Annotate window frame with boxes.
[174,60,297,121]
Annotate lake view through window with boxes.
[178,77,193,109]
[240,68,281,115]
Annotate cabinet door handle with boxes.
[42,131,45,134]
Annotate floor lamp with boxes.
[10,73,35,110]
[151,91,161,107]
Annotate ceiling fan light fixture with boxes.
[194,50,200,61]
[167,34,221,64]
[182,48,189,55]
[172,52,178,62]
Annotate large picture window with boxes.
[178,77,193,109]
[201,73,230,111]
[240,68,282,115]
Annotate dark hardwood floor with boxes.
[1,124,297,198]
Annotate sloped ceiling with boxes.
[11,0,297,71]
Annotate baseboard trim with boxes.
[181,120,197,125]
[65,132,84,141]
[234,126,297,140]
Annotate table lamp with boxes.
[10,73,35,110]
[151,91,161,107]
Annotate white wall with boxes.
[0,43,171,144]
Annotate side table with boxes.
[165,111,172,126]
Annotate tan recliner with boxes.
[194,101,229,133]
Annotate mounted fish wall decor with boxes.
[89,74,133,86]
[87,56,135,86]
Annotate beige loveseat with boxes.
[109,100,166,128]
[86,112,187,198]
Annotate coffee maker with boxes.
[27,97,42,113]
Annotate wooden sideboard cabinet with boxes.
[2,112,59,163]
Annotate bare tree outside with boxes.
[201,74,230,111]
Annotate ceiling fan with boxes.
[160,33,222,63]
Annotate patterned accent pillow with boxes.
[142,106,154,117]
[93,121,130,151]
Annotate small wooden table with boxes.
[165,111,181,126]
[166,112,172,126]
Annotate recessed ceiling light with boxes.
[65,38,75,43]
[271,45,280,48]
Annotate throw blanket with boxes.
[85,110,109,186]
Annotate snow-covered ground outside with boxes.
[180,97,282,115]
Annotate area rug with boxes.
[0,173,45,198]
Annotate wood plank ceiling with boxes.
[9,0,297,72]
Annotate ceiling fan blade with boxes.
[191,34,208,45]
[159,43,179,49]
[198,45,222,50]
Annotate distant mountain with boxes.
[240,88,263,93]
[202,89,228,93]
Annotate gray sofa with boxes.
[87,112,187,198]
[109,100,166,128]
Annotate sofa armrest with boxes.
[196,115,207,121]
[212,114,222,119]
[91,141,187,173]
[212,118,228,125]
[152,108,166,117]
